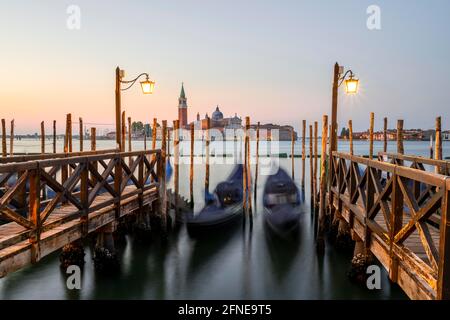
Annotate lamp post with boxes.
[115,66,155,152]
[330,62,359,153]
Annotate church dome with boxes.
[212,105,223,121]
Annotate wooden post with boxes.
[190,123,194,207]
[144,127,147,150]
[383,117,388,153]
[160,120,168,232]
[121,111,126,153]
[29,168,41,263]
[245,117,252,216]
[254,122,260,203]
[79,117,83,152]
[302,120,306,189]
[91,128,96,151]
[348,120,353,155]
[67,113,72,153]
[437,182,450,299]
[430,135,434,160]
[151,118,157,182]
[317,115,328,253]
[80,157,89,237]
[128,117,132,152]
[397,120,404,155]
[313,121,318,210]
[369,112,374,159]
[40,121,45,154]
[389,166,404,282]
[53,120,56,154]
[1,119,6,157]
[62,116,69,202]
[90,127,97,186]
[309,124,313,201]
[205,116,210,200]
[9,119,14,156]
[173,120,180,216]
[435,116,442,174]
[291,127,295,179]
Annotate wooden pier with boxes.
[0,149,168,277]
[328,151,450,299]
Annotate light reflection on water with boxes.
[2,139,445,299]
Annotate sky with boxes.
[1,0,450,134]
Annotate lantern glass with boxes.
[140,80,155,94]
[345,78,359,94]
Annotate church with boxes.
[176,83,295,140]
[177,83,243,132]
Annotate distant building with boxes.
[178,83,188,128]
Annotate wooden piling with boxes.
[67,114,72,153]
[160,120,168,232]
[383,117,388,153]
[91,128,96,151]
[435,116,442,174]
[309,124,313,201]
[128,117,132,152]
[254,121,260,203]
[397,120,404,155]
[9,120,14,156]
[1,119,6,157]
[369,112,374,159]
[291,127,295,179]
[151,118,157,182]
[430,135,434,159]
[79,117,83,152]
[121,111,126,152]
[246,117,252,215]
[317,115,328,253]
[348,120,353,155]
[302,120,306,189]
[144,127,147,150]
[64,115,69,153]
[313,121,318,210]
[40,121,45,154]
[190,122,194,208]
[53,120,56,154]
[173,120,180,215]
[205,116,210,200]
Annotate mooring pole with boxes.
[9,119,14,156]
[79,117,83,152]
[53,120,56,154]
[151,118,157,182]
[245,116,252,217]
[68,113,72,153]
[91,128,96,151]
[254,121,260,203]
[317,115,328,254]
[121,111,126,153]
[190,122,194,208]
[302,120,306,190]
[369,112,374,159]
[40,121,45,154]
[397,120,404,155]
[348,120,353,155]
[435,116,442,174]
[160,120,168,233]
[205,116,210,201]
[309,124,313,203]
[1,119,6,157]
[173,120,180,216]
[313,121,318,210]
[291,127,295,180]
[383,117,388,153]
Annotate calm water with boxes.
[0,139,448,299]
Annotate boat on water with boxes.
[263,167,303,239]
[185,164,243,235]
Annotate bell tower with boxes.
[178,83,188,128]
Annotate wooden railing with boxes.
[330,151,450,300]
[0,149,163,262]
[378,152,450,176]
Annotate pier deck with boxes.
[329,151,450,300]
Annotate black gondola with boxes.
[263,167,303,239]
[186,164,243,234]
